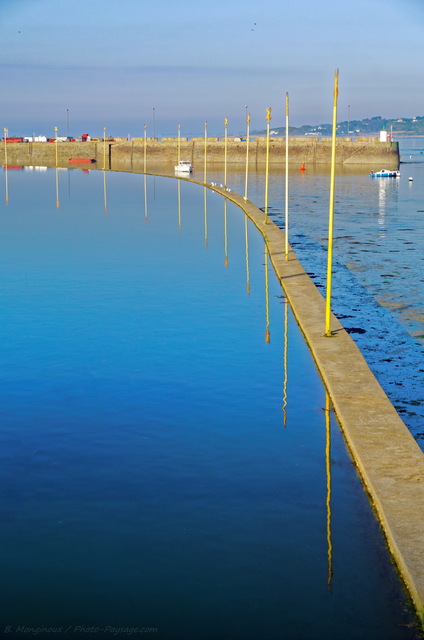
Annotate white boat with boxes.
[370,169,400,178]
[174,160,193,173]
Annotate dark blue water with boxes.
[0,169,421,639]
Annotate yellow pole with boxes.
[325,69,339,337]
[244,113,250,201]
[224,117,228,188]
[103,126,107,170]
[204,120,208,246]
[4,128,8,203]
[177,123,181,166]
[54,126,58,167]
[204,120,207,184]
[285,93,289,260]
[143,124,147,174]
[264,108,271,224]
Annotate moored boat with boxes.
[370,169,400,178]
[174,160,193,173]
[69,158,97,164]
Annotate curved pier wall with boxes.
[0,137,399,168]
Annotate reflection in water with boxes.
[203,186,208,246]
[326,393,333,589]
[282,297,288,426]
[144,172,148,223]
[265,243,270,343]
[224,199,228,267]
[178,178,182,231]
[55,167,60,208]
[103,170,108,214]
[4,166,8,204]
[3,133,8,203]
[244,216,250,295]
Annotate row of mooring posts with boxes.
[2,71,339,338]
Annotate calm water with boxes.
[207,138,424,447]
[0,168,422,639]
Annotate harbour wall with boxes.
[0,137,399,169]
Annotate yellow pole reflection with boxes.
[55,167,60,208]
[244,113,250,201]
[285,92,289,260]
[264,108,272,224]
[3,128,8,203]
[326,393,333,589]
[144,172,148,224]
[282,297,288,426]
[103,169,108,214]
[204,186,208,246]
[177,178,182,231]
[245,216,250,295]
[224,199,228,267]
[224,117,228,188]
[265,243,270,342]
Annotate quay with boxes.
[0,136,399,168]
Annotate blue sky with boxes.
[0,0,423,137]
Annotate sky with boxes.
[0,0,423,138]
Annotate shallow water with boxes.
[0,169,422,638]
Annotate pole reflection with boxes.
[325,393,333,590]
[55,167,60,208]
[203,186,208,247]
[178,179,182,231]
[282,297,288,426]
[264,243,270,343]
[245,216,250,295]
[144,172,148,224]
[103,170,108,214]
[224,199,228,267]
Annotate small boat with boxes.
[370,169,400,178]
[174,160,193,173]
[69,158,97,164]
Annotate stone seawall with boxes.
[0,137,399,169]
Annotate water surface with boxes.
[0,169,421,639]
